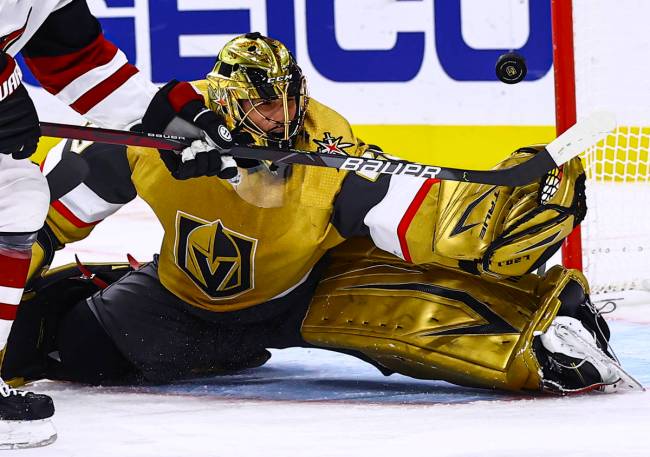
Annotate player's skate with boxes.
[0,378,56,449]
[535,281,643,394]
[538,316,643,394]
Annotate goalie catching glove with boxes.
[431,146,586,278]
[0,52,40,159]
[141,80,237,180]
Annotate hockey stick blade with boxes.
[545,112,617,165]
[40,115,614,186]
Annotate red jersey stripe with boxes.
[396,179,439,263]
[168,81,203,112]
[51,200,101,229]
[0,304,18,321]
[23,33,118,95]
[69,63,138,114]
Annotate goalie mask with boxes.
[206,33,308,147]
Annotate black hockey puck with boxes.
[495,52,527,84]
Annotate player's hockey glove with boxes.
[0,52,40,159]
[141,80,237,180]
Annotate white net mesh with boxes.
[571,0,650,294]
[581,129,650,293]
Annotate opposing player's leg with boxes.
[301,240,642,394]
[0,161,55,447]
[2,261,138,386]
[0,51,57,448]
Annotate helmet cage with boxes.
[207,58,308,145]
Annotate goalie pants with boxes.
[53,256,325,384]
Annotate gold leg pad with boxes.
[303,253,584,392]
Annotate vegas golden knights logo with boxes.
[175,212,257,299]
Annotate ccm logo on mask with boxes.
[267,75,293,83]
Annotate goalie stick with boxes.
[40,112,614,186]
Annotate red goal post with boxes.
[552,0,650,294]
[551,0,582,271]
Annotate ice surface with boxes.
[5,198,649,457]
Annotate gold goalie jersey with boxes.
[32,84,586,313]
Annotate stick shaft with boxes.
[39,120,599,186]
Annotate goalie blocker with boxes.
[1,239,641,394]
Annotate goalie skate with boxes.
[0,380,56,449]
[539,316,644,394]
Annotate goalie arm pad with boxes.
[432,146,586,277]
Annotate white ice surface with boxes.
[4,198,650,457]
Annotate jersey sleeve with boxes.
[21,0,157,129]
[296,99,442,264]
[41,138,136,245]
[331,146,440,263]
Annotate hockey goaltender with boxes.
[2,34,642,421]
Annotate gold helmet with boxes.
[206,33,308,146]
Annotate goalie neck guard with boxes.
[206,33,308,148]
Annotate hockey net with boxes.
[554,0,650,295]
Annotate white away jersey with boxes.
[0,0,157,128]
